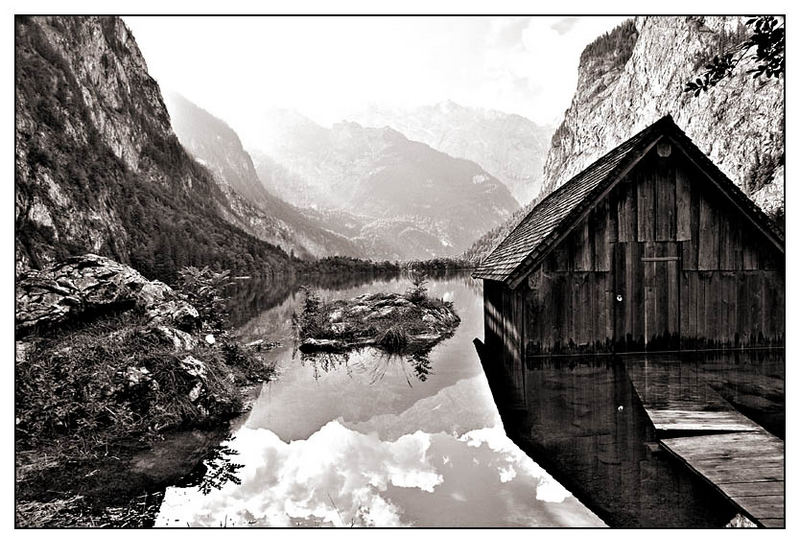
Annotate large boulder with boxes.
[16,254,199,335]
[14,254,247,438]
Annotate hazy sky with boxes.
[124,16,627,131]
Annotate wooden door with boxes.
[641,242,681,350]
[613,241,681,352]
[613,242,642,351]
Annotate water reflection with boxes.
[156,274,604,527]
[293,347,431,385]
[158,417,606,527]
[408,350,432,382]
[478,347,784,528]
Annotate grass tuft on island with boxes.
[293,272,460,354]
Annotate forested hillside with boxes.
[15,16,295,281]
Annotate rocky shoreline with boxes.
[15,254,273,527]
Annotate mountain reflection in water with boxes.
[155,273,604,527]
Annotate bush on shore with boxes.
[16,266,272,455]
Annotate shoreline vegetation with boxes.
[297,255,475,276]
[15,253,469,527]
[15,255,273,527]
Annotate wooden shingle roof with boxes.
[473,115,783,287]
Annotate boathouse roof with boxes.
[473,115,783,287]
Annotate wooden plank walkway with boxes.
[646,409,762,433]
[660,432,784,528]
[625,359,785,528]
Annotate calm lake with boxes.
[153,272,784,527]
[154,273,605,527]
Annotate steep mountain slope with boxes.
[15,16,295,281]
[164,92,270,208]
[543,17,783,217]
[163,93,360,258]
[352,101,554,204]
[466,16,784,265]
[248,114,520,260]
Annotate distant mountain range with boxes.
[27,16,770,274]
[14,14,524,274]
[164,93,360,259]
[351,101,554,204]
[246,111,520,260]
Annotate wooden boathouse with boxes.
[474,115,785,362]
[474,115,785,527]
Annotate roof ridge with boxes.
[540,115,674,206]
[478,116,671,273]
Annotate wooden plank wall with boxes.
[524,195,617,355]
[520,146,784,356]
[483,279,526,399]
[483,280,503,357]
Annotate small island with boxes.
[294,275,460,354]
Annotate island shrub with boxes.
[376,325,410,351]
[293,282,459,355]
[405,269,429,303]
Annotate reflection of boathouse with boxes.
[474,350,784,528]
[473,116,785,528]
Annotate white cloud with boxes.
[124,16,627,128]
[459,425,571,503]
[156,421,441,527]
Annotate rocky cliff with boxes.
[248,113,520,260]
[15,16,293,280]
[464,16,783,265]
[164,93,360,259]
[351,101,554,204]
[543,16,784,217]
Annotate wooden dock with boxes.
[660,432,784,528]
[626,358,784,528]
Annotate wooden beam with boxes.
[669,140,784,254]
[641,256,680,262]
[507,136,664,290]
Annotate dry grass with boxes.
[16,309,272,454]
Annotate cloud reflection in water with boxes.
[155,276,604,527]
[156,419,602,527]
